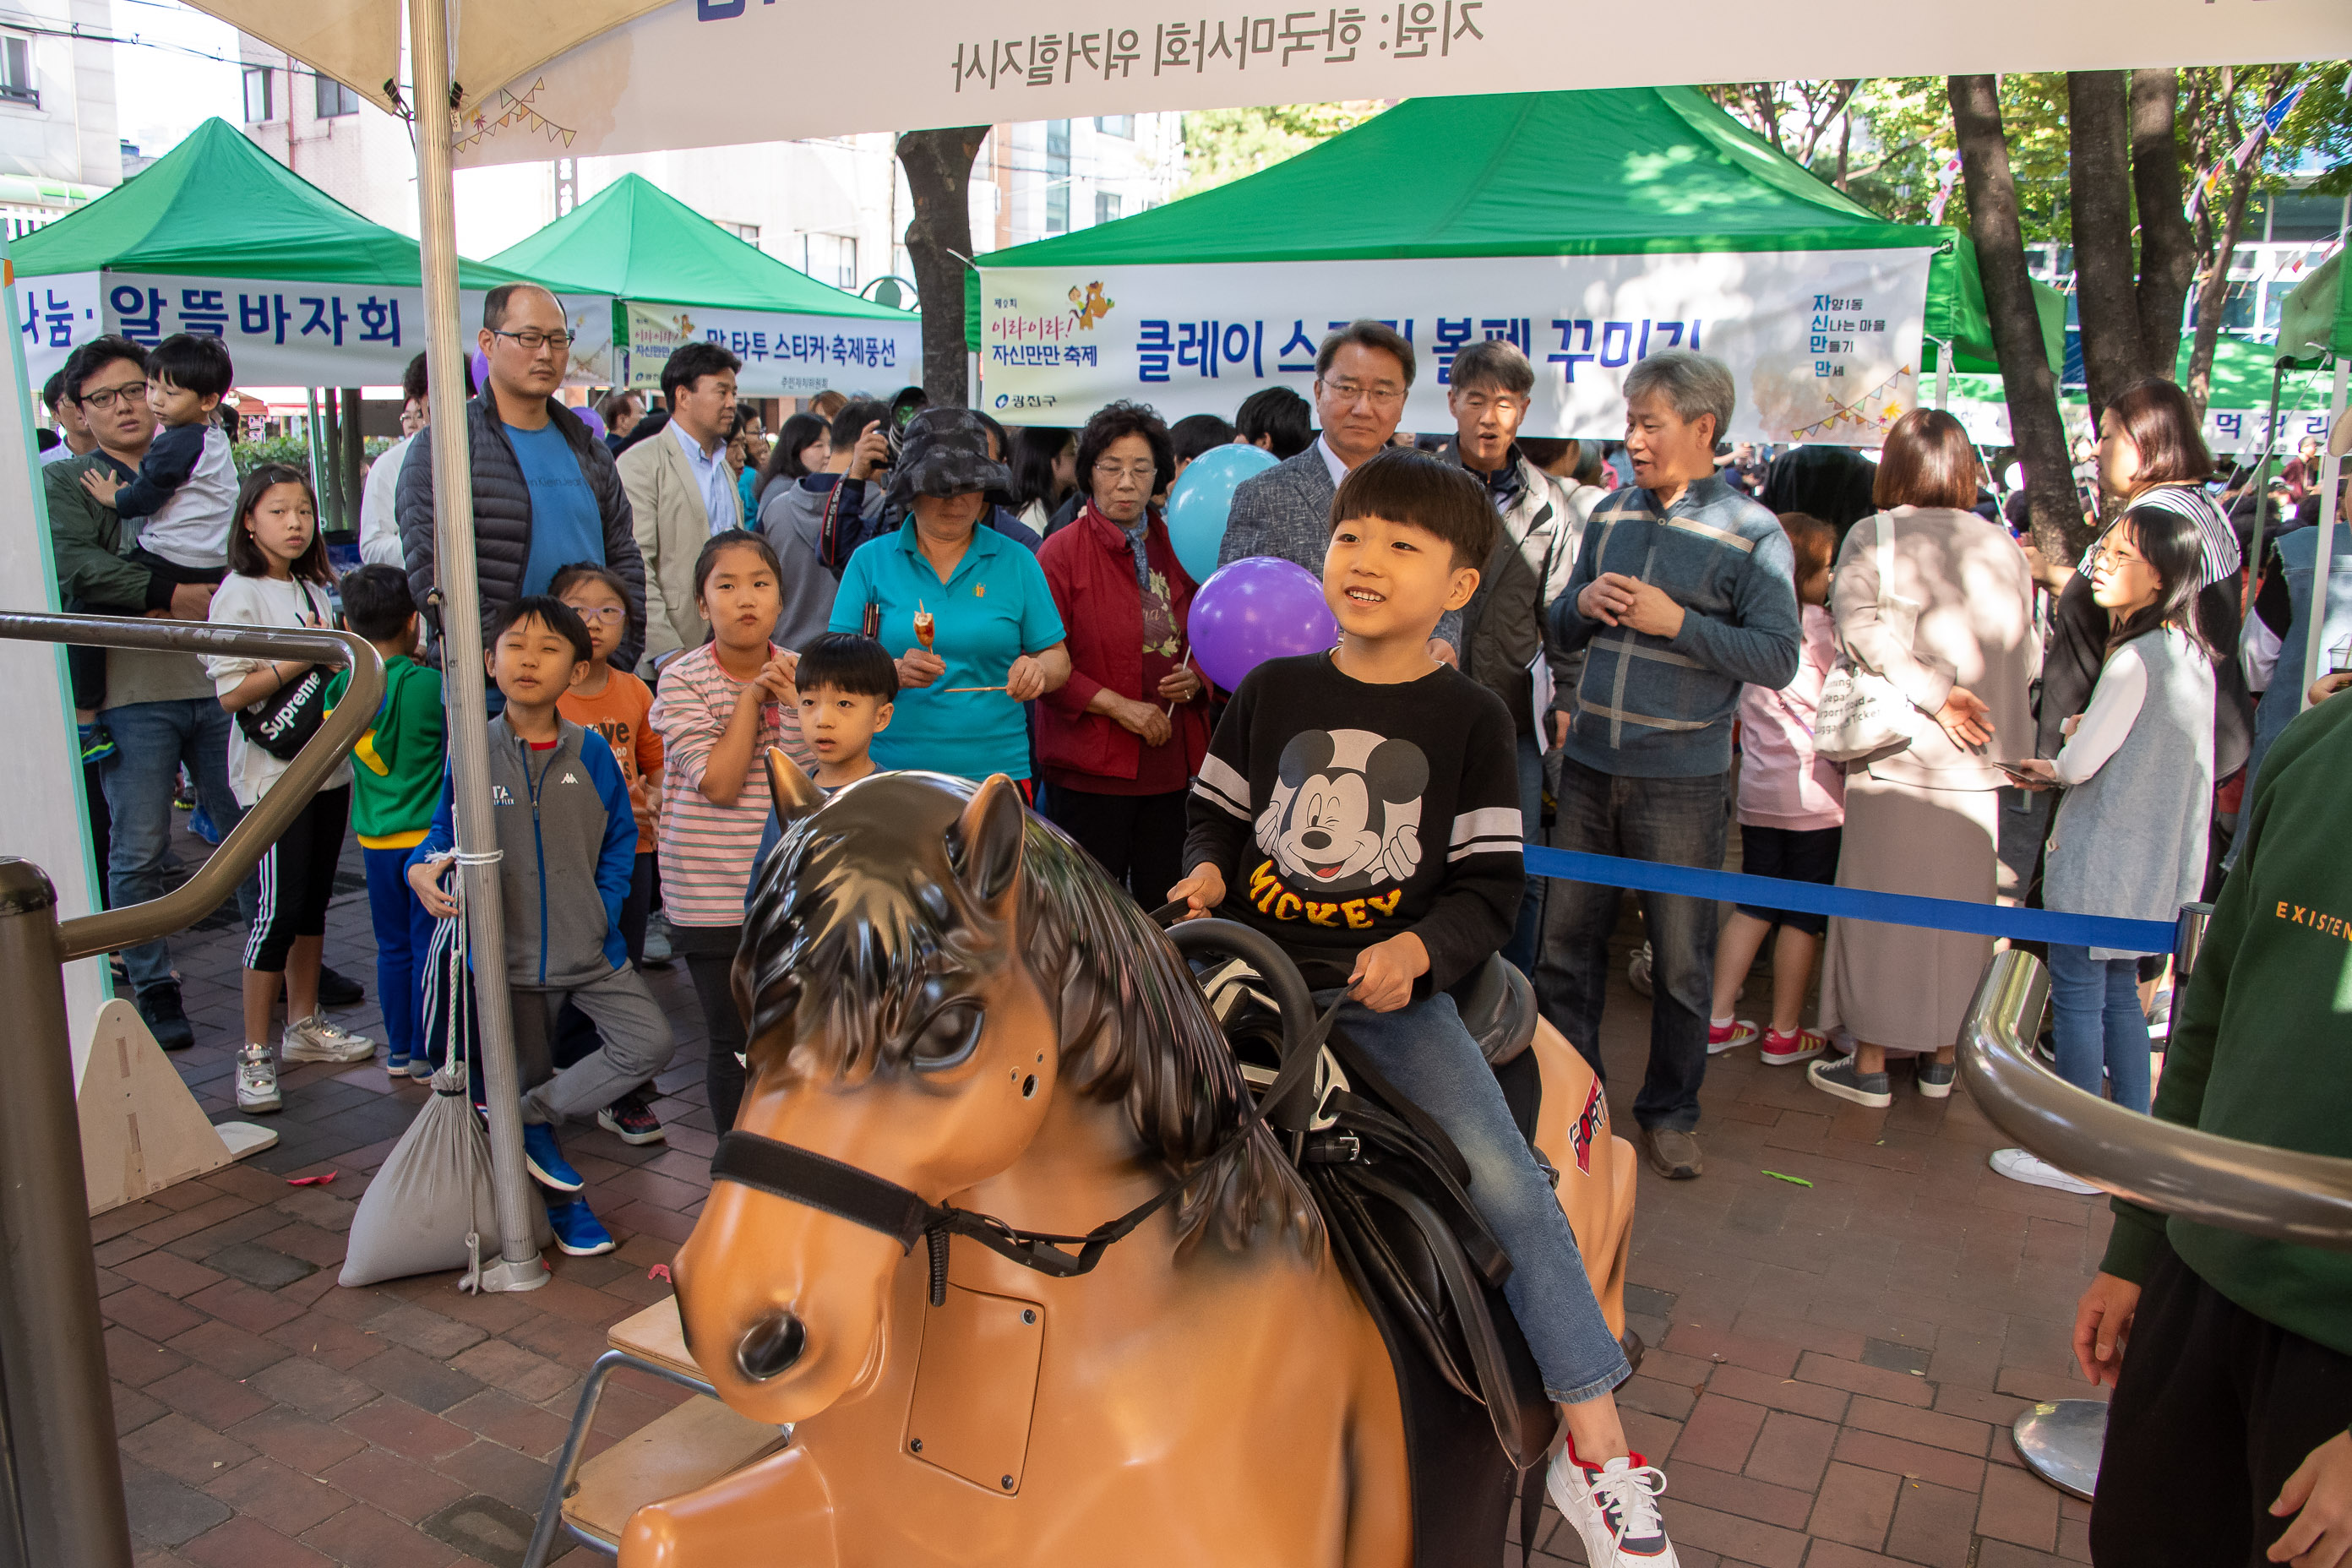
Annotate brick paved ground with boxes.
[98,820,2104,1567]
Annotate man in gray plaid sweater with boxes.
[1536,350,1801,1183]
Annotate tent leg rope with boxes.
[2302,355,2349,712]
[411,0,545,1293]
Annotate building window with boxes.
[242,65,274,123]
[1094,192,1122,226]
[789,233,857,291]
[1046,120,1070,235]
[0,35,35,106]
[313,75,359,118]
[732,223,760,244]
[1094,115,1134,138]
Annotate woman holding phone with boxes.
[826,408,1070,788]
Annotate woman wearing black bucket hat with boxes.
[826,407,1071,786]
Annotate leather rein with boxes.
[708,997,1342,1308]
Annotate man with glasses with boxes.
[1440,339,1584,974]
[1219,319,1462,662]
[45,335,250,1051]
[397,283,647,673]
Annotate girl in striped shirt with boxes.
[651,529,809,1131]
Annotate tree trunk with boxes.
[2131,68,2195,383]
[2068,70,2148,418]
[1951,74,2088,560]
[2186,165,2256,416]
[339,387,365,537]
[896,127,989,407]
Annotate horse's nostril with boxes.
[735,1310,808,1382]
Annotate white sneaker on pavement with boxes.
[1990,1147,2099,1195]
[1547,1444,1679,1565]
[283,1012,376,1064]
[236,1044,282,1113]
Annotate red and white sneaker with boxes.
[1547,1440,1678,1565]
[1707,1019,1759,1055]
[1759,1026,1827,1067]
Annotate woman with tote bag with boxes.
[1809,411,2040,1110]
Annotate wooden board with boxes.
[79,998,273,1216]
[564,1395,787,1547]
[607,1296,703,1381]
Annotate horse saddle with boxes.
[1195,950,1559,1568]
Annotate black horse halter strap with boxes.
[712,1132,1212,1308]
[709,999,1346,1308]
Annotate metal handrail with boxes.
[0,611,384,961]
[1956,946,2352,1251]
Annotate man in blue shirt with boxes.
[397,283,646,671]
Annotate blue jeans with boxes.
[1501,732,1544,976]
[362,845,437,1063]
[1320,989,1630,1405]
[1534,756,1726,1133]
[2048,944,2152,1114]
[99,698,251,994]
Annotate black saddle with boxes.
[1171,924,1559,1568]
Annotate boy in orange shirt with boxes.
[553,562,668,1144]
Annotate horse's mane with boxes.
[733,774,1320,1255]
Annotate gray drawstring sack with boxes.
[340,890,549,1288]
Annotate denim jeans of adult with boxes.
[100,698,252,994]
[1501,731,1545,976]
[1534,756,1726,1134]
[1317,988,1630,1405]
[2047,943,2152,1114]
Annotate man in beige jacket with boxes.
[622,340,742,674]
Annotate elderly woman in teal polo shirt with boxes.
[829,409,1072,785]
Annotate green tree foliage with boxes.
[1177,101,1387,196]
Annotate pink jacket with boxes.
[1736,604,1846,830]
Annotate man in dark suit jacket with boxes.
[1218,320,1462,658]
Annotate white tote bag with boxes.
[1814,514,1924,766]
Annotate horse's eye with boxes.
[909,1001,984,1070]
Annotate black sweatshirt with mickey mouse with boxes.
[1184,651,1525,998]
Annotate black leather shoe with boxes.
[137,983,195,1052]
[316,964,365,1008]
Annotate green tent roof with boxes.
[491,173,911,320]
[973,87,2061,373]
[2277,248,2348,367]
[13,117,522,288]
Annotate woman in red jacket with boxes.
[1037,401,1211,901]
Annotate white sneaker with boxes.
[1548,1446,1678,1565]
[236,1044,282,1113]
[1990,1147,2099,1195]
[283,1012,376,1064]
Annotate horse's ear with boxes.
[947,774,1026,924]
[765,747,825,825]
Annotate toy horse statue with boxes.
[623,765,1636,1567]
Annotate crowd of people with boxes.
[39,270,2352,1567]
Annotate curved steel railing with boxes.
[1956,946,2352,1252]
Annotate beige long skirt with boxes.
[1819,770,2001,1055]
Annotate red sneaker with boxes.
[1707,1019,1759,1055]
[1759,1026,1827,1066]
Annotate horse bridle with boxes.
[710,920,1338,1309]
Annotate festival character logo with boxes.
[1571,1076,1606,1176]
[1255,729,1429,896]
[1067,281,1114,330]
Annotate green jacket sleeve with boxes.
[45,459,166,612]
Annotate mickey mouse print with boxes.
[1250,728,1429,928]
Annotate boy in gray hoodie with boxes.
[408,596,672,1257]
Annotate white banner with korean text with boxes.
[20,272,618,390]
[446,0,2349,166]
[620,301,923,399]
[1944,391,2338,462]
[979,249,1937,445]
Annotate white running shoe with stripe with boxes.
[1548,1444,1679,1565]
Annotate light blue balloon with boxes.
[1165,443,1280,582]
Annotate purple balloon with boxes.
[1190,557,1337,693]
[470,348,491,395]
[575,405,607,438]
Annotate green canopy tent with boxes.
[969,87,2063,443]
[9,117,606,389]
[491,172,920,399]
[2272,248,2349,708]
[1945,334,2338,455]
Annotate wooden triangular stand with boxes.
[79,998,279,1216]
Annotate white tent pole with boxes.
[410,0,544,1290]
[1932,337,1951,411]
[2301,353,2349,711]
